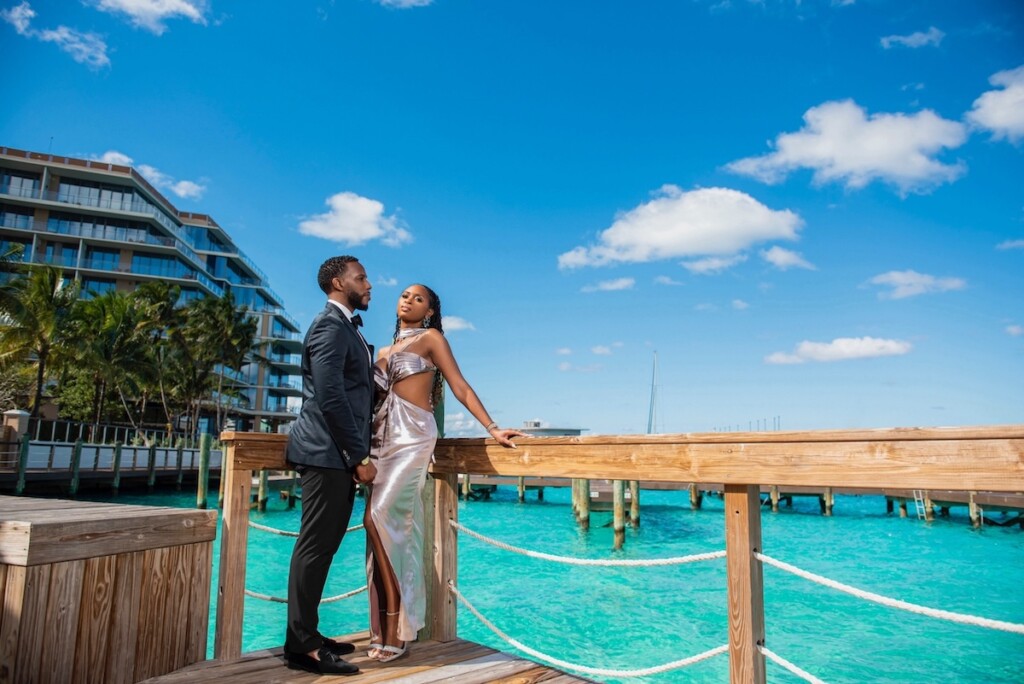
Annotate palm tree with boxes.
[68,290,151,430]
[182,292,258,435]
[0,266,79,417]
[130,281,184,433]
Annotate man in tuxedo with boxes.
[284,255,377,676]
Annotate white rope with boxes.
[244,584,367,604]
[760,645,827,684]
[449,581,728,677]
[451,519,726,567]
[756,552,1024,635]
[248,519,364,537]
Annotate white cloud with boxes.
[2,2,110,68]
[89,151,207,199]
[880,26,944,49]
[761,245,815,270]
[592,345,612,355]
[444,410,481,435]
[766,336,912,364]
[555,347,572,355]
[868,270,966,299]
[1007,325,1023,337]
[97,150,134,165]
[298,192,412,247]
[966,65,1024,144]
[726,99,967,194]
[654,275,683,286]
[581,277,635,292]
[694,303,717,312]
[377,276,398,286]
[92,0,207,35]
[558,361,572,372]
[560,186,801,270]
[682,254,747,275]
[376,0,432,6]
[997,239,1024,250]
[732,299,749,310]
[442,315,475,332]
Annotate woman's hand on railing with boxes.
[488,428,528,449]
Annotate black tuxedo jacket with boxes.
[286,303,374,470]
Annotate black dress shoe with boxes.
[322,637,356,656]
[285,648,360,676]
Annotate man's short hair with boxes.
[317,256,359,294]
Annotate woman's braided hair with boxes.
[393,284,445,407]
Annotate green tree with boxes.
[0,266,79,417]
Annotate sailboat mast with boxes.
[646,351,658,434]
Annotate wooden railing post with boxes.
[214,438,253,659]
[724,484,766,684]
[14,432,30,495]
[422,472,458,642]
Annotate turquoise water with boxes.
[91,487,1024,683]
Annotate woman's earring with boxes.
[423,315,432,328]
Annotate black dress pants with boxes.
[285,464,356,654]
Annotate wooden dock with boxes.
[141,632,592,683]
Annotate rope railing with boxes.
[449,580,729,678]
[756,552,1024,635]
[759,646,827,684]
[243,515,366,604]
[244,584,367,604]
[451,519,726,566]
[248,519,364,537]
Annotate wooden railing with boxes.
[215,425,1024,683]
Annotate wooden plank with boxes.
[214,446,252,659]
[105,552,142,684]
[185,541,212,665]
[429,433,1024,491]
[724,485,765,684]
[14,564,50,683]
[73,555,116,684]
[0,505,216,566]
[426,473,458,642]
[220,432,288,470]
[134,546,171,682]
[0,564,26,684]
[39,559,85,682]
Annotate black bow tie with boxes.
[350,314,363,328]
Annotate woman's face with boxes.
[397,285,433,324]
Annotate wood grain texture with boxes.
[0,564,26,684]
[214,453,253,659]
[724,485,765,684]
[39,560,85,682]
[73,555,115,684]
[105,552,141,684]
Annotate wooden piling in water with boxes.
[689,482,703,510]
[770,485,780,513]
[197,433,211,509]
[899,498,908,517]
[69,439,83,496]
[923,492,934,521]
[175,444,185,490]
[819,487,834,516]
[111,441,123,494]
[146,444,157,490]
[517,476,525,502]
[461,473,471,499]
[578,479,590,531]
[613,480,626,550]
[969,491,981,528]
[629,480,640,527]
[257,470,269,512]
[14,433,29,495]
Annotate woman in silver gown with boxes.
[363,284,525,663]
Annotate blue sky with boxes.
[2,0,1022,436]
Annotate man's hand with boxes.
[353,460,377,484]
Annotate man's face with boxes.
[335,261,372,312]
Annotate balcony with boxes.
[0,213,33,231]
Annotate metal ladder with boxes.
[912,489,927,519]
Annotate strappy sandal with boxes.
[376,643,407,663]
[367,642,383,658]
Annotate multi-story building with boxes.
[0,145,302,434]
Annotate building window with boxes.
[81,278,117,297]
[85,247,120,271]
[1,169,41,198]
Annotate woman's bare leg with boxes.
[363,491,402,658]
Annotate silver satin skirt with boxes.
[366,392,437,642]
